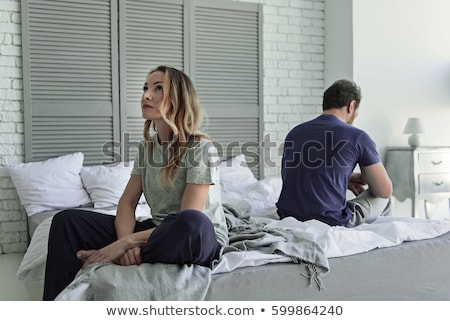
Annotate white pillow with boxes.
[7,152,91,216]
[221,176,282,216]
[218,154,257,193]
[80,161,145,208]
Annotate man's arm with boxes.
[348,172,367,196]
[361,162,393,198]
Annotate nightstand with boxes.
[384,147,450,218]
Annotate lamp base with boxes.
[408,134,422,147]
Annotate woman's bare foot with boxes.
[76,249,97,262]
[77,249,121,265]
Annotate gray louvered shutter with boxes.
[119,0,185,161]
[21,0,119,165]
[190,0,262,177]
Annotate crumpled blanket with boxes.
[219,207,330,290]
[56,262,212,301]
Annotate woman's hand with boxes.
[77,228,155,269]
[77,238,131,269]
[118,247,142,266]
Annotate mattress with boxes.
[206,230,450,300]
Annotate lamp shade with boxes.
[403,117,425,134]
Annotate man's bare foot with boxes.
[76,249,97,262]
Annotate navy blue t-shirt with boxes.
[276,114,380,226]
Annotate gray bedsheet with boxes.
[27,206,116,238]
[205,230,450,300]
[28,210,60,238]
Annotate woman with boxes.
[43,66,228,300]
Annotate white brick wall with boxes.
[233,0,325,177]
[0,0,28,254]
[0,0,324,253]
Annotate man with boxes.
[276,79,392,227]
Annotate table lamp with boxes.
[403,117,425,147]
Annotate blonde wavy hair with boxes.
[143,65,209,186]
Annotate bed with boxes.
[7,152,450,300]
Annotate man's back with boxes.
[276,114,380,226]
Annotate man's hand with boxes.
[348,173,367,196]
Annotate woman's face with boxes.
[141,71,166,120]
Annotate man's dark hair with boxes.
[322,79,362,111]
